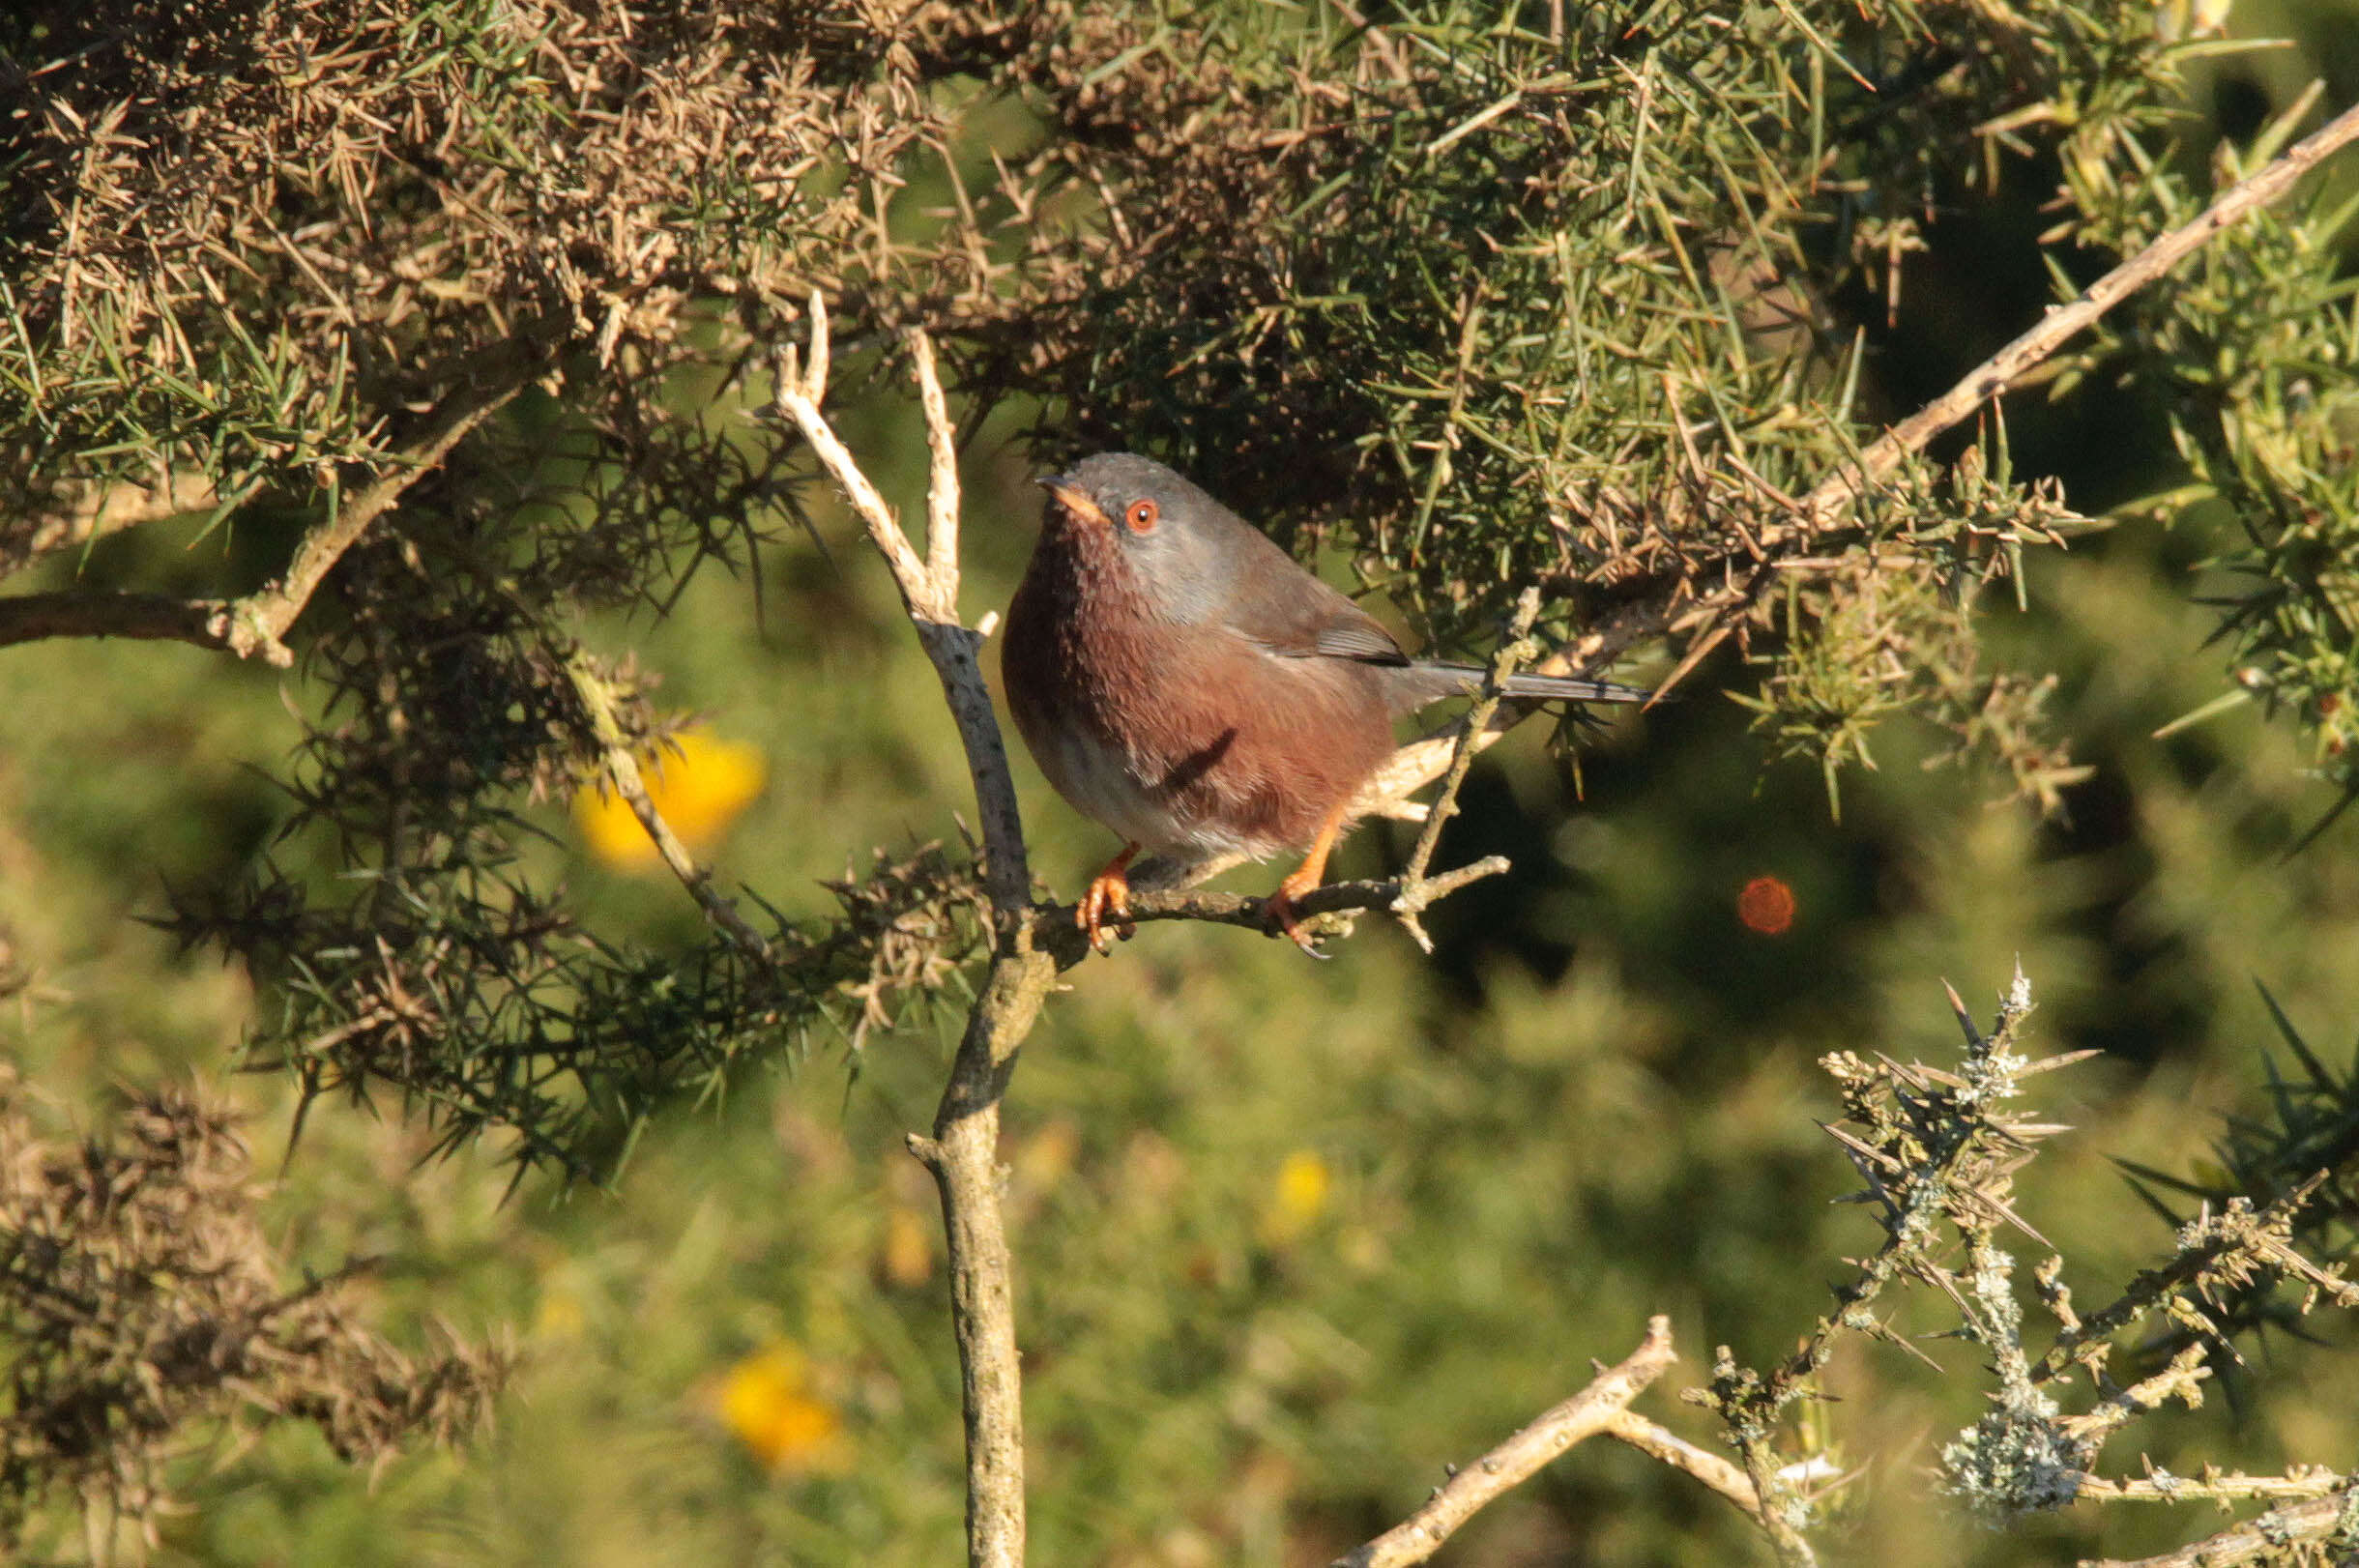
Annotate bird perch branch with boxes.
[772,295,1048,1568]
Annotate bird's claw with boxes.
[1262,884,1331,960]
[1078,868,1136,954]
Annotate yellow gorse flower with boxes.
[1256,1149,1332,1248]
[714,1341,850,1474]
[577,728,767,871]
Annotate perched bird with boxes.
[1001,452,1650,954]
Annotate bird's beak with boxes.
[1036,476,1112,529]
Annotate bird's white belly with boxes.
[1038,724,1273,861]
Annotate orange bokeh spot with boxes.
[1737,875,1796,936]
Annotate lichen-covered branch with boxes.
[2082,1487,2359,1568]
[1696,965,2359,1565]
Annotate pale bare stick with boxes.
[1330,1318,1680,1568]
[772,295,1047,1568]
[1609,95,2359,703]
[914,331,962,593]
[1601,1408,1767,1523]
[1387,588,1542,951]
[772,294,942,619]
[771,294,1029,913]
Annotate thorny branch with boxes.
[0,374,524,665]
[1801,98,2359,525]
[1632,98,2359,702]
[2082,1485,2359,1568]
[1692,966,2359,1567]
[3,471,222,580]
[565,653,773,960]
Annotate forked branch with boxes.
[1331,1318,1772,1568]
[772,296,1047,1568]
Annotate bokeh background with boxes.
[8,3,2359,1564]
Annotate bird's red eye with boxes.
[1125,499,1158,533]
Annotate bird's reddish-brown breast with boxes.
[1003,512,1395,859]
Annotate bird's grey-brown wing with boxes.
[1188,508,1412,667]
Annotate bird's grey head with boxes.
[1036,451,1270,623]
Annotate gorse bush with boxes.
[4,0,2359,1562]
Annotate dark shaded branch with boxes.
[0,375,523,665]
[0,590,231,650]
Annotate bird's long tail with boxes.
[1399,661,1653,706]
[1498,670,1654,704]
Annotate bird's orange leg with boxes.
[1078,842,1140,954]
[1264,803,1351,958]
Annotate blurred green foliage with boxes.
[7,0,2359,1563]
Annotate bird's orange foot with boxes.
[1262,870,1332,960]
[1077,845,1139,954]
